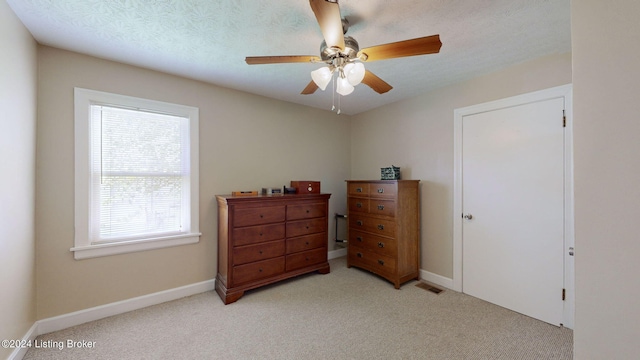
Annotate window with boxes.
[73,88,200,259]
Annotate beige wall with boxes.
[350,52,572,279]
[572,1,640,358]
[0,1,38,358]
[36,47,350,318]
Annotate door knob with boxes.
[463,214,473,220]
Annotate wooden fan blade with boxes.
[301,80,319,95]
[361,70,393,94]
[309,0,345,51]
[245,55,321,65]
[357,35,442,62]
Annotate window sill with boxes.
[71,233,201,260]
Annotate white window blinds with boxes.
[74,88,199,259]
[90,105,190,242]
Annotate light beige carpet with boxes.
[24,257,572,359]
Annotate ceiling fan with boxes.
[245,0,442,100]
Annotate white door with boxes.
[461,97,565,326]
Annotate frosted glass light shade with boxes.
[336,76,354,96]
[310,67,332,91]
[344,62,365,86]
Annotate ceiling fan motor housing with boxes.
[320,36,359,61]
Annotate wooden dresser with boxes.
[215,193,331,304]
[346,180,420,288]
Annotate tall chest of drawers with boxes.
[215,193,331,304]
[346,180,420,288]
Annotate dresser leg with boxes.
[222,291,244,305]
[215,278,244,305]
[317,263,330,274]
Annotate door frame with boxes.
[452,84,574,328]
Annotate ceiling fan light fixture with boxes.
[311,67,332,91]
[336,75,354,96]
[344,62,365,86]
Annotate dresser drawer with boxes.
[349,216,396,238]
[348,245,397,277]
[368,199,396,217]
[233,240,285,266]
[349,230,397,257]
[234,205,286,227]
[348,182,370,196]
[286,217,326,238]
[369,183,397,198]
[232,223,285,246]
[287,202,326,220]
[232,257,285,285]
[348,197,369,213]
[286,233,326,254]
[286,247,327,272]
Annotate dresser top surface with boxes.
[346,180,420,183]
[216,193,331,203]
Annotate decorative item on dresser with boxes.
[215,193,331,304]
[346,180,420,288]
[290,180,321,194]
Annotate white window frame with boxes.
[73,88,200,259]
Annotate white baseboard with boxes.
[420,269,455,291]
[7,323,38,360]
[328,247,347,259]
[37,279,215,336]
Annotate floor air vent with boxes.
[416,282,444,294]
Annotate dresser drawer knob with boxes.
[259,250,263,254]
[259,268,263,272]
[377,188,384,193]
[356,187,363,193]
[356,236,363,242]
[377,224,385,230]
[305,241,310,245]
[357,252,363,258]
[377,204,384,210]
[378,242,384,248]
[356,202,362,208]
[378,259,385,265]
[260,214,264,218]
[306,209,310,213]
[306,225,309,229]
[356,220,363,226]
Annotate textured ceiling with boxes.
[7,0,571,115]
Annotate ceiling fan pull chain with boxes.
[331,75,336,111]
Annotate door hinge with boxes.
[563,110,566,127]
[562,288,566,301]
